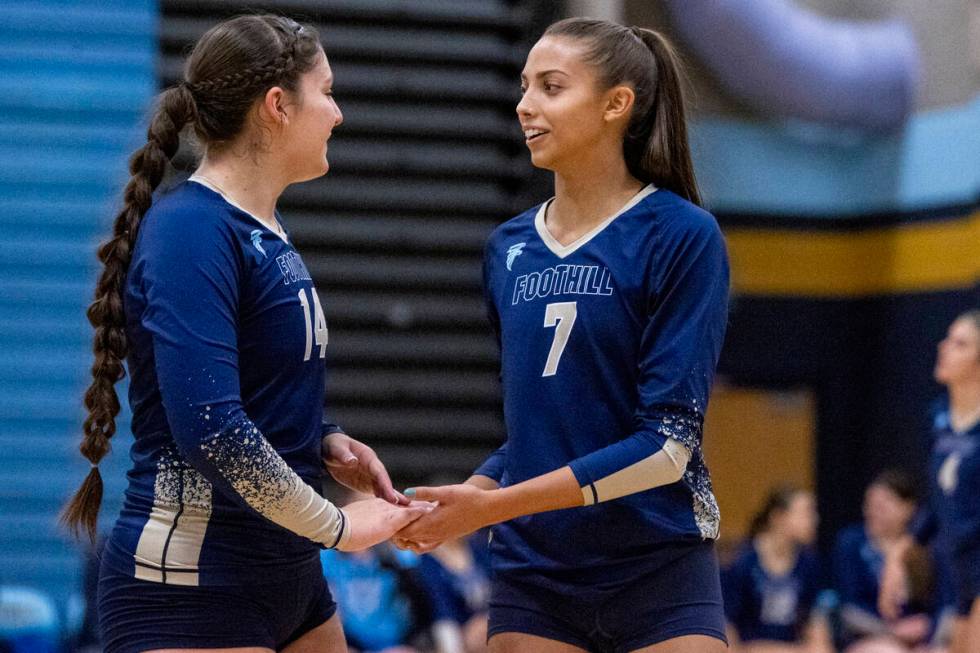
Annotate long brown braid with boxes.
[62,14,323,540]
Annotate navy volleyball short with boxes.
[488,541,727,653]
[98,562,336,653]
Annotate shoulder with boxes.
[631,190,727,283]
[485,203,542,258]
[140,181,236,248]
[634,189,723,242]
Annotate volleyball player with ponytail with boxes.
[61,15,426,653]
[395,18,730,653]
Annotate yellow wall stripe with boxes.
[724,210,980,297]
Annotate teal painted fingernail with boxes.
[404,488,416,497]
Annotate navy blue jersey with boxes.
[833,523,936,642]
[414,537,491,625]
[912,402,980,574]
[102,180,344,586]
[475,187,729,597]
[833,525,885,618]
[722,543,821,643]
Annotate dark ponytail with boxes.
[544,18,702,206]
[61,86,197,540]
[62,14,324,540]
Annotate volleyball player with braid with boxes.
[61,15,427,653]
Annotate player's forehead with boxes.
[520,36,590,83]
[304,48,332,86]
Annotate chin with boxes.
[529,151,557,172]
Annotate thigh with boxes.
[281,613,347,653]
[602,542,727,652]
[487,576,594,652]
[489,632,589,653]
[630,634,728,653]
[98,571,277,653]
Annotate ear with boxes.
[603,84,635,124]
[257,86,289,126]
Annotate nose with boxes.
[516,92,532,119]
[333,99,344,128]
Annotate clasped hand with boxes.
[391,483,494,553]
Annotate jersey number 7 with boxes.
[298,288,328,361]
[542,302,577,377]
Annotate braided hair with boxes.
[62,14,323,540]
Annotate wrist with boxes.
[481,486,515,526]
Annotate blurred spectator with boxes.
[320,542,428,653]
[723,486,833,653]
[0,586,61,653]
[834,470,935,653]
[414,531,491,653]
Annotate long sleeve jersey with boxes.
[102,180,345,586]
[474,187,729,598]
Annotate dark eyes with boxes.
[519,83,560,94]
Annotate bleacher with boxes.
[0,0,156,628]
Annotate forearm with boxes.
[481,466,582,525]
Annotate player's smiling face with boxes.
[281,49,343,182]
[934,317,980,385]
[517,36,621,172]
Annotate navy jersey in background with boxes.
[723,543,822,643]
[103,180,341,586]
[912,402,980,613]
[475,187,729,600]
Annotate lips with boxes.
[523,127,549,142]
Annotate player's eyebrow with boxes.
[520,69,570,83]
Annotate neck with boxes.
[550,143,645,235]
[948,379,980,429]
[194,148,289,223]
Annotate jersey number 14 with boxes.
[298,288,328,361]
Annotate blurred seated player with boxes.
[321,491,429,653]
[723,487,834,653]
[834,470,936,653]
[414,528,492,653]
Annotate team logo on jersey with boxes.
[506,242,526,271]
[939,452,961,495]
[250,229,266,258]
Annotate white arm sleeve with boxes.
[581,438,691,506]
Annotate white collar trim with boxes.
[189,175,289,244]
[534,185,656,259]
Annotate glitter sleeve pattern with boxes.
[567,216,729,535]
[138,208,348,549]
